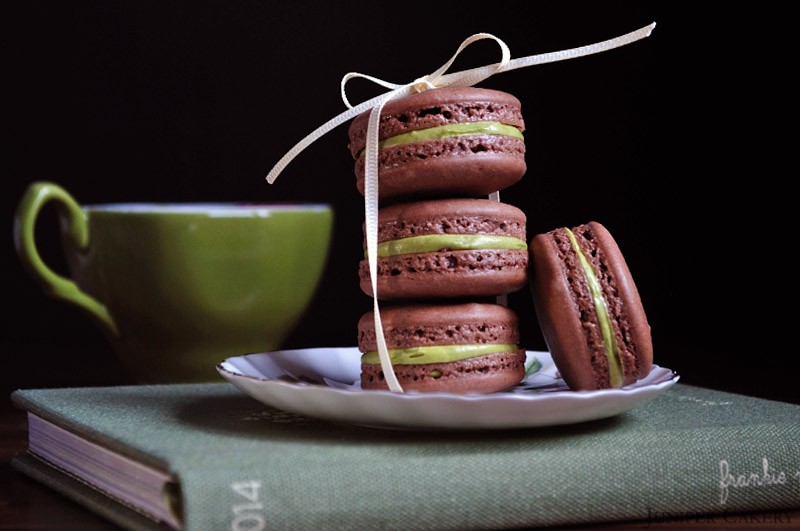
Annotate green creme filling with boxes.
[370,234,527,258]
[361,343,517,366]
[564,228,624,388]
[357,121,523,157]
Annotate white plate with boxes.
[217,347,679,430]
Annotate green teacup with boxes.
[14,181,333,383]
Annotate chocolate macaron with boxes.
[358,302,526,393]
[348,87,526,201]
[359,198,528,300]
[529,222,653,391]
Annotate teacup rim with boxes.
[85,202,332,215]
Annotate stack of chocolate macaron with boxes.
[348,87,531,393]
[348,86,655,394]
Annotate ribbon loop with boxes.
[342,31,513,109]
[422,32,511,89]
[340,72,403,109]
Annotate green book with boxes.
[10,383,800,530]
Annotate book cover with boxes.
[10,382,800,530]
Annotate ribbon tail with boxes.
[266,91,407,184]
[437,22,657,87]
[499,21,657,71]
[364,98,404,393]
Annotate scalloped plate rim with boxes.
[217,347,679,430]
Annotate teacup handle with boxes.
[13,182,119,336]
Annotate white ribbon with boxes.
[266,23,656,393]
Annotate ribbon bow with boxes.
[266,23,656,393]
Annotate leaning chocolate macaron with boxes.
[348,87,526,201]
[359,198,528,300]
[529,222,653,391]
[358,302,526,393]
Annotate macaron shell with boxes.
[530,232,600,390]
[359,249,528,300]
[358,302,520,351]
[588,222,653,380]
[529,222,653,390]
[354,138,526,200]
[371,198,527,241]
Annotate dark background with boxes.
[4,3,793,404]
